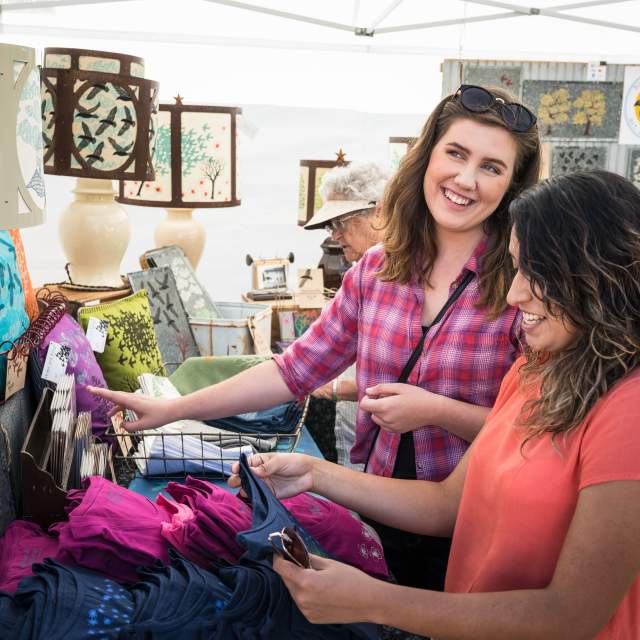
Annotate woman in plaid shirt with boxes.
[93,85,541,589]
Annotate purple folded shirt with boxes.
[0,521,60,592]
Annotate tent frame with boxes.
[1,0,637,35]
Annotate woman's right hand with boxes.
[227,452,317,499]
[87,386,178,432]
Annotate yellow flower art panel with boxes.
[522,81,623,139]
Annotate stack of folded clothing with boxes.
[9,559,136,639]
[160,475,388,579]
[129,552,232,639]
[160,480,251,565]
[205,401,303,435]
[209,453,379,640]
[2,551,375,639]
[51,477,173,583]
[129,374,260,476]
[0,462,384,638]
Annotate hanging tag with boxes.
[5,346,29,401]
[85,317,109,353]
[586,60,607,82]
[111,412,134,457]
[41,341,70,384]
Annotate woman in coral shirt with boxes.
[232,171,640,639]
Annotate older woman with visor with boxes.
[304,162,387,264]
[91,84,541,590]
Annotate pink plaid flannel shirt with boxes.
[273,240,522,481]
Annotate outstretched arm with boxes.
[229,449,470,536]
[90,359,294,431]
[275,479,640,639]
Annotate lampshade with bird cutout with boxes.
[41,48,159,180]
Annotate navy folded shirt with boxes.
[206,401,303,435]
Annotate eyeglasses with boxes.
[455,84,537,133]
[324,206,374,234]
[268,527,312,569]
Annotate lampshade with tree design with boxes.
[117,99,241,268]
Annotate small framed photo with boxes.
[257,264,287,289]
[252,258,290,291]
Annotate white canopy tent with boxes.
[1,0,639,299]
[1,0,639,112]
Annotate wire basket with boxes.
[107,397,310,480]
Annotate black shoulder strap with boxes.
[396,270,475,384]
[364,269,475,472]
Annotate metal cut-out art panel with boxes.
[463,65,522,97]
[551,146,607,176]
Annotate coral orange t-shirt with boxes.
[446,359,640,639]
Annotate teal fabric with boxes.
[0,232,29,398]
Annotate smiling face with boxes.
[423,118,518,244]
[507,230,577,353]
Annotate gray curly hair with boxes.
[319,162,389,204]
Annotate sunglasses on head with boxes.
[268,527,312,569]
[455,84,537,133]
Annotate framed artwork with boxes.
[250,257,291,291]
[522,80,623,139]
[256,263,287,289]
[618,66,640,144]
[293,309,320,337]
[551,146,607,177]
[626,148,640,189]
[463,65,522,97]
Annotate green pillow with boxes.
[169,355,268,395]
[78,290,165,392]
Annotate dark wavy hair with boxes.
[511,170,640,436]
[378,86,541,318]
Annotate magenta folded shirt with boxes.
[51,476,173,583]
[0,521,60,592]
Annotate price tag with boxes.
[41,341,70,384]
[4,346,28,401]
[587,60,607,81]
[86,317,109,353]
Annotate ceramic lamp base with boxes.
[154,208,205,269]
[59,178,130,288]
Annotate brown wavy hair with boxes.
[510,171,640,437]
[378,87,541,318]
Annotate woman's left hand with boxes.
[360,383,444,433]
[272,554,380,625]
